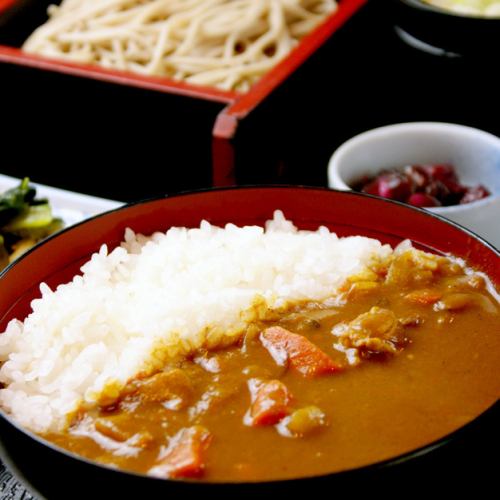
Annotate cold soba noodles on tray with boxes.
[23,0,337,92]
[0,211,499,481]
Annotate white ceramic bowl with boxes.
[328,122,500,248]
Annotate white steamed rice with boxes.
[0,211,393,433]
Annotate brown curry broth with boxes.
[44,266,500,482]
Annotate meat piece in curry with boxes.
[43,250,500,482]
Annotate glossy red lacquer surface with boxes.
[0,0,14,14]
[0,187,498,331]
[0,45,238,103]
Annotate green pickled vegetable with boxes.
[15,217,64,241]
[0,178,63,271]
[0,178,36,223]
[4,203,53,231]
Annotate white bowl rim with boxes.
[328,121,500,214]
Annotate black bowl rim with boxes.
[0,185,499,488]
[398,0,500,21]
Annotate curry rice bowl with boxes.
[2,210,404,433]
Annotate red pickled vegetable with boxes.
[354,163,490,207]
[407,193,441,207]
[375,172,412,201]
[424,180,450,200]
[445,180,467,195]
[404,165,429,190]
[460,185,490,204]
[421,164,458,184]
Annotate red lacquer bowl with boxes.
[0,187,498,498]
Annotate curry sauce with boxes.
[44,250,500,481]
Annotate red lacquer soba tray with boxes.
[0,0,366,188]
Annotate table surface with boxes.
[0,468,34,500]
[0,0,498,497]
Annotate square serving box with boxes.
[0,0,366,200]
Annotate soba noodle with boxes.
[23,0,338,92]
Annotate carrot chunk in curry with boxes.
[260,326,343,377]
[245,378,293,427]
[148,426,211,479]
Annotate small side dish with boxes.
[328,122,500,246]
[0,178,62,271]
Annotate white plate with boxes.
[0,173,122,227]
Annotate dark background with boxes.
[1,0,498,199]
[0,0,498,497]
